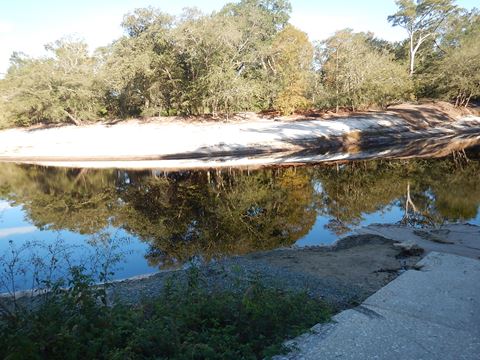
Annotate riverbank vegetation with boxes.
[0,264,330,359]
[0,0,478,128]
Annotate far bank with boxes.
[0,103,479,169]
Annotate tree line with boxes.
[0,0,478,127]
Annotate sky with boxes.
[0,0,478,74]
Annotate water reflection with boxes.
[314,159,480,228]
[0,156,479,278]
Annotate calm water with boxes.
[1,158,479,291]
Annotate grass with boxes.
[0,266,331,360]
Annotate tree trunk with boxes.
[459,92,466,107]
[409,34,415,76]
[64,110,82,126]
[465,93,472,108]
[335,48,340,113]
[455,92,461,107]
[409,33,432,77]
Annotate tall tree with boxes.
[414,8,480,101]
[2,40,103,126]
[317,30,412,111]
[388,0,456,76]
[99,8,179,117]
[173,8,258,116]
[270,25,314,114]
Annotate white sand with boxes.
[0,115,479,169]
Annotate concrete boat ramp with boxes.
[275,225,480,360]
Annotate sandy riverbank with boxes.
[0,103,479,169]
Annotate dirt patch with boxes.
[243,235,422,305]
[386,101,477,128]
[283,101,478,124]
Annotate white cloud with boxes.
[0,226,37,239]
[0,202,11,211]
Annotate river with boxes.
[0,155,479,292]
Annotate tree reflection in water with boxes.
[0,156,479,269]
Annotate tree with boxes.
[215,0,293,111]
[434,26,480,106]
[99,8,179,117]
[172,8,259,116]
[100,1,294,118]
[4,0,476,127]
[317,30,412,111]
[1,40,104,126]
[270,25,314,114]
[0,78,8,129]
[388,0,456,76]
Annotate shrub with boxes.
[0,266,331,359]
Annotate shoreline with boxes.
[1,104,479,170]
[106,223,480,306]
[4,223,478,305]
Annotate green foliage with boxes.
[386,1,480,105]
[316,30,413,110]
[429,11,480,105]
[406,7,480,100]
[100,8,179,117]
[99,0,293,118]
[0,267,330,359]
[1,40,105,127]
[388,0,456,35]
[0,79,9,129]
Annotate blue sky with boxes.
[0,0,478,74]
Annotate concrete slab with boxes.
[364,252,480,332]
[275,252,480,360]
[278,307,478,360]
